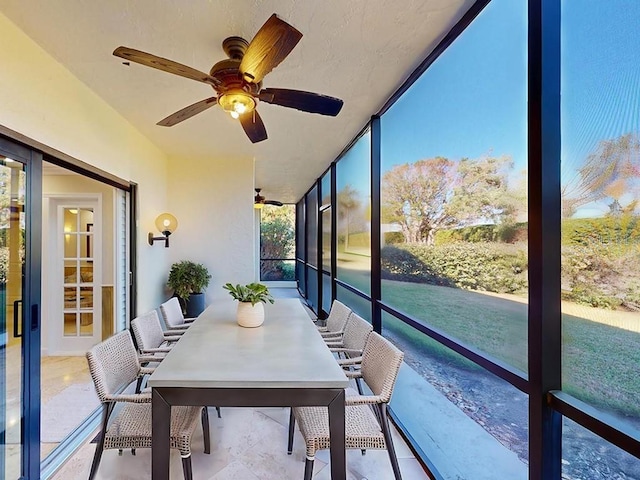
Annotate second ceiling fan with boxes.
[114,14,344,143]
[254,188,283,207]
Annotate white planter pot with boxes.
[236,301,265,328]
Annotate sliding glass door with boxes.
[0,138,42,480]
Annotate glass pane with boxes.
[296,200,305,262]
[306,266,318,310]
[79,287,93,309]
[63,313,77,336]
[296,260,306,295]
[322,208,331,272]
[0,157,26,479]
[563,417,640,479]
[79,260,93,283]
[64,261,77,284]
[79,313,93,336]
[322,272,331,314]
[259,204,295,281]
[383,312,528,478]
[336,284,371,323]
[560,0,640,429]
[63,208,78,232]
[64,233,77,258]
[380,0,528,371]
[64,287,77,309]
[321,170,331,207]
[336,131,371,293]
[306,187,318,267]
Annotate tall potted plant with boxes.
[167,261,211,317]
[223,282,274,327]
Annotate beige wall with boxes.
[166,155,256,305]
[1,12,258,314]
[0,12,172,312]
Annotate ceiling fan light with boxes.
[218,90,255,119]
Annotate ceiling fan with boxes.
[113,14,344,143]
[254,188,283,208]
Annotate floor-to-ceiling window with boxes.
[559,1,640,477]
[296,0,640,477]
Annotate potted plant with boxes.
[223,282,274,328]
[167,261,212,317]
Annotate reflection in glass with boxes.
[306,187,318,267]
[79,313,93,336]
[383,312,528,477]
[64,233,77,258]
[322,273,331,314]
[322,208,331,272]
[336,131,371,293]
[63,313,77,336]
[379,0,528,370]
[560,0,640,430]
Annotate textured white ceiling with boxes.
[0,0,473,203]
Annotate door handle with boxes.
[13,299,22,338]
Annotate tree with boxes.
[562,133,640,218]
[381,157,456,244]
[259,206,295,280]
[447,155,518,226]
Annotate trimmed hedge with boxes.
[381,243,528,294]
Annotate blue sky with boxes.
[339,0,640,218]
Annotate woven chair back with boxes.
[326,300,351,332]
[341,313,373,352]
[361,332,404,404]
[160,297,185,329]
[131,310,166,351]
[86,331,141,403]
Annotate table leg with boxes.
[152,389,171,480]
[328,389,346,480]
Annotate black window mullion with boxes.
[370,115,382,333]
[528,0,562,477]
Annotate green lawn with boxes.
[334,265,640,419]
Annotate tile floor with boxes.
[50,404,428,480]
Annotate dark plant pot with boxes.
[185,292,205,318]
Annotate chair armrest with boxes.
[324,341,344,348]
[184,317,196,323]
[164,329,185,336]
[139,366,156,375]
[167,324,190,330]
[320,331,343,338]
[345,370,363,379]
[329,348,362,355]
[316,325,329,332]
[140,347,172,354]
[338,356,363,366]
[138,354,164,363]
[162,335,182,343]
[345,395,383,406]
[104,392,151,403]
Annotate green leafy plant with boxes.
[223,282,274,306]
[167,261,211,301]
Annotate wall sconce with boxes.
[148,213,178,247]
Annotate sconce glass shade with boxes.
[155,213,178,235]
[149,213,178,247]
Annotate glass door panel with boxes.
[0,155,26,479]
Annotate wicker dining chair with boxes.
[131,310,182,358]
[160,297,196,330]
[325,313,372,394]
[86,330,210,480]
[317,300,352,339]
[288,332,405,480]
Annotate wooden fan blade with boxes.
[114,46,220,87]
[157,97,218,127]
[239,110,268,143]
[259,88,343,116]
[264,200,284,206]
[239,14,302,84]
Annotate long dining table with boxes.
[148,297,349,479]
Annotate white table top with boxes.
[148,298,349,389]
